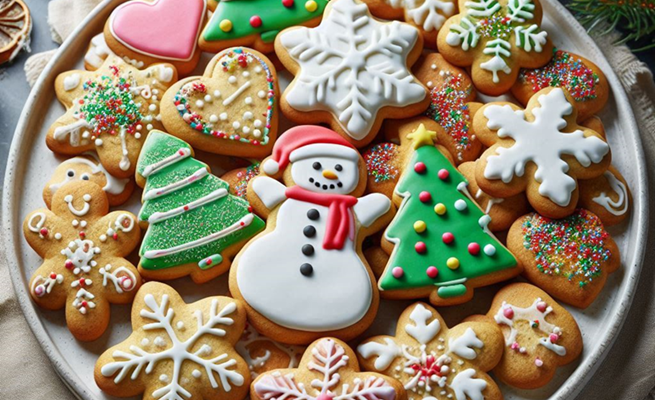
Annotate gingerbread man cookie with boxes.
[474,87,611,219]
[437,0,553,95]
[95,282,251,400]
[275,0,429,147]
[47,56,177,178]
[253,337,408,400]
[24,180,141,341]
[161,47,280,159]
[358,302,504,400]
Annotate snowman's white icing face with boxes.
[291,156,359,194]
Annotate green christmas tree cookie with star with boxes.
[136,130,265,284]
[379,123,519,306]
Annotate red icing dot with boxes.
[415,242,427,254]
[81,301,88,307]
[503,307,514,319]
[468,242,481,255]
[549,333,559,343]
[438,169,449,180]
[184,206,189,211]
[392,267,404,278]
[50,273,57,279]
[40,228,48,236]
[282,0,294,6]
[250,15,263,28]
[419,191,432,203]
[113,233,118,240]
[426,266,438,278]
[79,231,86,238]
[414,162,426,174]
[65,260,74,270]
[442,232,454,244]
[178,150,185,156]
[79,278,86,287]
[537,301,547,312]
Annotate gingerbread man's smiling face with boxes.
[51,180,108,221]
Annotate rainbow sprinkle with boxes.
[233,163,260,198]
[520,49,599,101]
[363,143,400,183]
[522,209,611,287]
[478,12,513,40]
[425,70,473,161]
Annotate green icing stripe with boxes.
[437,284,468,298]
[198,254,223,270]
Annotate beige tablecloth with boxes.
[1,1,654,399]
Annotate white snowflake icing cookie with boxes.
[252,337,407,400]
[357,302,504,400]
[474,283,583,389]
[275,0,429,147]
[95,281,251,400]
[473,87,611,219]
[437,0,553,95]
[236,323,304,379]
[23,180,141,341]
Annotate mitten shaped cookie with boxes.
[95,282,251,400]
[252,337,408,400]
[474,87,611,219]
[47,56,177,178]
[24,180,141,341]
[358,302,504,400]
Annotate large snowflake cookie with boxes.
[136,131,265,284]
[437,0,553,95]
[475,283,583,389]
[473,87,611,219]
[275,0,429,147]
[230,125,392,344]
[47,56,177,178]
[161,47,279,159]
[95,282,250,400]
[23,180,141,341]
[508,209,620,308]
[253,337,408,400]
[358,302,504,400]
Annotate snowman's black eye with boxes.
[335,164,343,171]
[81,174,90,181]
[313,162,322,170]
[67,170,75,177]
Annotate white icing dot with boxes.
[427,81,433,87]
[192,369,202,378]
[136,124,143,131]
[148,104,157,112]
[55,233,62,240]
[204,94,212,102]
[228,76,237,84]
[80,220,87,228]
[253,129,262,138]
[219,113,228,121]
[214,90,221,97]
[258,90,266,99]
[245,97,253,105]
[242,126,251,134]
[141,338,150,346]
[153,89,159,95]
[253,119,263,128]
[147,124,154,130]
[159,374,169,383]
[232,121,241,129]
[195,100,204,108]
[454,199,467,211]
[135,133,141,139]
[154,336,166,347]
[243,111,253,120]
[72,220,79,227]
[82,131,89,139]
[95,139,103,146]
[83,194,91,201]
[145,115,153,122]
[484,244,496,256]
[254,66,263,74]
[99,234,107,242]
[242,71,250,78]
[209,115,219,123]
[176,321,185,330]
[431,64,437,70]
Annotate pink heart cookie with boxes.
[110,0,206,61]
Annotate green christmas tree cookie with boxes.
[199,0,329,53]
[379,124,518,305]
[136,130,265,284]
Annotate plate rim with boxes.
[2,0,649,399]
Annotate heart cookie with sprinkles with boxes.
[161,47,279,159]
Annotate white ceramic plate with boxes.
[3,0,648,399]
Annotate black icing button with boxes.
[303,226,316,238]
[302,244,315,256]
[300,263,313,276]
[307,209,320,220]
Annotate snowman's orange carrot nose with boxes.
[322,170,338,180]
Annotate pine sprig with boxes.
[566,0,655,51]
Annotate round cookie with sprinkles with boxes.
[412,53,483,164]
[222,162,261,199]
[512,49,609,121]
[378,122,519,306]
[507,209,620,309]
[161,47,279,159]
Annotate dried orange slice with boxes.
[0,0,32,65]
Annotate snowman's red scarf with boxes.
[285,186,358,250]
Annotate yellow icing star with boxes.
[407,124,437,149]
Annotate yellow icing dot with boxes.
[434,203,446,215]
[305,0,318,12]
[219,19,233,32]
[413,221,427,233]
[447,257,460,270]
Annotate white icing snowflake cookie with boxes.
[275,0,429,147]
[253,337,408,400]
[357,302,504,400]
[23,180,141,341]
[473,87,611,219]
[95,281,251,400]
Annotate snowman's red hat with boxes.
[262,126,359,175]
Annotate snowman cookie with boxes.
[47,56,177,179]
[161,47,279,159]
[275,0,429,147]
[23,180,141,341]
[95,282,251,400]
[473,87,612,219]
[104,0,207,75]
[578,165,630,226]
[252,337,408,400]
[377,123,519,306]
[358,302,504,400]
[508,209,620,308]
[230,125,393,344]
[236,323,304,379]
[44,154,134,207]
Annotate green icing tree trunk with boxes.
[137,131,264,271]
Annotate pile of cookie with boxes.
[22,0,631,398]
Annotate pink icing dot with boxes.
[549,333,559,343]
[468,242,480,255]
[419,191,432,203]
[414,162,426,174]
[438,169,449,180]
[250,15,262,28]
[426,266,439,278]
[392,267,404,279]
[535,358,544,367]
[503,307,514,319]
[442,232,454,244]
[511,342,520,351]
[34,285,44,297]
[415,242,427,254]
[282,0,295,6]
[537,301,547,312]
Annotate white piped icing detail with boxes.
[592,170,628,216]
[141,148,191,177]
